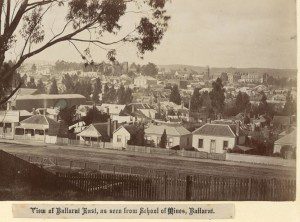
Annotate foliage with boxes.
[159,129,167,148]
[282,91,296,116]
[27,77,36,88]
[0,0,171,106]
[127,126,145,146]
[83,106,110,125]
[190,88,202,112]
[49,78,59,94]
[58,106,77,127]
[141,63,158,77]
[36,79,46,94]
[209,78,225,114]
[235,92,251,114]
[169,85,181,105]
[92,78,102,103]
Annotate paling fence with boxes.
[0,150,296,201]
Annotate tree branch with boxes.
[0,81,22,106]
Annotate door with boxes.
[210,140,216,153]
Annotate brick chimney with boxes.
[113,120,118,133]
[106,107,109,115]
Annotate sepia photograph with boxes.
[0,0,297,202]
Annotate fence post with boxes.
[113,166,116,174]
[186,175,193,201]
[247,178,252,200]
[164,171,167,200]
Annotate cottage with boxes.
[192,123,245,154]
[113,124,142,147]
[14,114,60,143]
[76,120,118,143]
[144,124,192,149]
[0,110,32,139]
[273,129,296,154]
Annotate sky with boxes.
[10,0,297,69]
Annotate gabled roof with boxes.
[274,130,296,146]
[77,122,110,141]
[20,114,49,125]
[145,124,190,136]
[193,123,237,138]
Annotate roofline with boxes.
[227,125,237,137]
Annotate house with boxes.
[273,129,296,154]
[76,120,118,143]
[14,114,60,143]
[192,123,246,154]
[144,124,192,149]
[99,103,126,116]
[113,124,143,147]
[0,110,32,139]
[134,75,157,88]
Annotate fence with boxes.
[226,153,296,167]
[0,150,296,201]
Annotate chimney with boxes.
[113,120,118,133]
[236,121,240,145]
[236,121,240,136]
[107,118,111,138]
[131,105,135,113]
[106,107,109,114]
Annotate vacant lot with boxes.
[0,142,295,180]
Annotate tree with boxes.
[125,88,133,104]
[127,125,145,146]
[31,64,37,73]
[0,0,171,105]
[49,78,59,94]
[201,91,212,110]
[27,76,37,88]
[36,79,45,94]
[141,62,158,77]
[159,129,167,148]
[169,85,181,105]
[92,78,102,103]
[209,78,225,114]
[220,72,228,83]
[282,91,296,116]
[117,84,126,104]
[84,106,110,125]
[257,91,269,116]
[58,105,77,126]
[62,74,78,94]
[190,88,202,112]
[235,92,251,114]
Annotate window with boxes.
[223,141,229,150]
[198,139,203,148]
[117,135,122,142]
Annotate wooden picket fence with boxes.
[0,150,296,201]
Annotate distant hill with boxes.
[158,64,297,78]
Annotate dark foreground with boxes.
[0,149,296,201]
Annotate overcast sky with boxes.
[21,0,297,69]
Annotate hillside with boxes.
[158,64,297,78]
